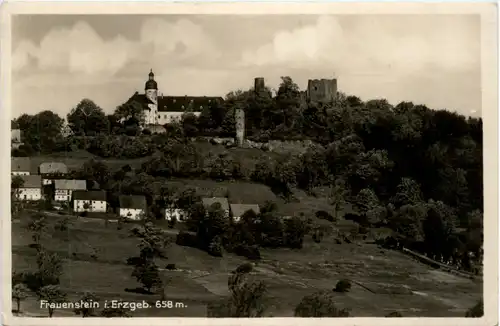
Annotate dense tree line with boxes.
[12,76,483,271]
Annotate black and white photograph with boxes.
[2,1,498,324]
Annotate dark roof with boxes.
[39,162,68,174]
[158,96,224,112]
[15,175,41,188]
[73,190,107,201]
[54,179,87,190]
[128,93,224,113]
[119,195,147,210]
[230,204,260,217]
[145,70,158,90]
[202,197,230,211]
[12,157,31,172]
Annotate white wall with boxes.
[74,199,107,213]
[165,208,187,222]
[120,208,144,220]
[16,188,42,201]
[42,179,54,185]
[55,189,73,202]
[157,112,201,125]
[11,171,30,176]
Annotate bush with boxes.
[334,279,352,293]
[294,291,350,317]
[126,256,145,266]
[208,240,223,257]
[175,231,199,248]
[315,210,336,222]
[235,263,253,274]
[386,311,403,317]
[165,264,177,270]
[465,299,483,317]
[234,245,261,261]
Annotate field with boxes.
[12,150,482,317]
[12,191,482,318]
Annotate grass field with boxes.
[12,205,482,318]
[12,150,482,317]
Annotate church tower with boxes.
[144,69,158,125]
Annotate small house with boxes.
[54,179,87,202]
[39,162,68,185]
[11,157,31,176]
[119,195,147,220]
[13,175,42,201]
[202,197,230,217]
[230,204,261,222]
[73,190,107,213]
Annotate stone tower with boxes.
[307,78,337,104]
[235,108,245,147]
[144,69,158,125]
[254,77,265,93]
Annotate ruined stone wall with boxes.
[307,79,338,104]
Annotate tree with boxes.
[207,265,267,317]
[27,212,48,247]
[73,292,99,317]
[36,249,64,286]
[12,283,30,313]
[38,285,66,317]
[13,111,64,153]
[294,291,350,317]
[67,99,109,136]
[132,261,163,293]
[114,96,145,125]
[390,177,424,208]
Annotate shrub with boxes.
[386,311,403,317]
[234,245,261,261]
[175,231,199,248]
[208,240,223,257]
[126,256,145,266]
[334,279,352,293]
[165,264,177,270]
[294,291,350,317]
[465,299,483,317]
[235,263,254,274]
[315,210,336,222]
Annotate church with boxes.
[126,70,224,132]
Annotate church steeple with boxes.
[145,69,158,90]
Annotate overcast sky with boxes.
[12,14,481,118]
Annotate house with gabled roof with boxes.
[13,175,42,201]
[39,162,68,185]
[11,157,31,176]
[119,195,147,220]
[73,190,107,213]
[202,197,230,217]
[54,179,87,202]
[230,204,261,223]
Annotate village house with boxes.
[13,175,42,201]
[230,204,261,223]
[39,162,68,185]
[202,197,230,217]
[119,195,147,220]
[73,190,107,213]
[54,179,87,202]
[11,157,31,176]
[11,129,23,149]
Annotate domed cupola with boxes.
[145,69,158,90]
